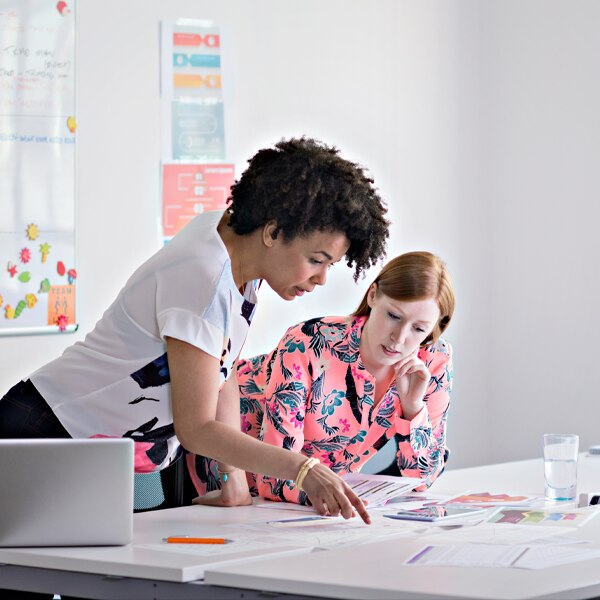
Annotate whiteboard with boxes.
[0,0,77,335]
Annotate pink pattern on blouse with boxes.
[233,315,453,505]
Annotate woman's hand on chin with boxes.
[394,351,429,419]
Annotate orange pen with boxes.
[163,537,231,544]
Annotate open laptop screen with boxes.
[0,438,134,547]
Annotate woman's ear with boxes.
[366,283,378,308]
[262,221,278,248]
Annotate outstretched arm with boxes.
[167,336,370,523]
[193,360,253,507]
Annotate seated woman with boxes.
[190,251,454,505]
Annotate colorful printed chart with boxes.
[160,20,226,161]
[0,0,77,335]
[162,163,235,238]
[160,19,232,239]
[487,508,594,527]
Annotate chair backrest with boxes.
[133,451,192,512]
[361,436,399,475]
[134,471,165,511]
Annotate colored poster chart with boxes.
[487,508,594,527]
[171,99,224,161]
[0,0,77,335]
[161,20,225,162]
[162,163,235,238]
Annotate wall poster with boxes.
[0,0,77,335]
[160,19,234,241]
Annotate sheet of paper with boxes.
[406,543,600,569]
[406,544,527,567]
[486,507,598,527]
[254,474,423,512]
[265,515,345,528]
[383,492,452,507]
[528,533,591,545]
[342,473,423,507]
[420,523,577,545]
[231,512,421,549]
[366,492,455,512]
[515,545,600,569]
[445,491,540,507]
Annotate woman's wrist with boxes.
[400,399,424,421]
[283,452,309,482]
[295,457,320,491]
[217,463,240,484]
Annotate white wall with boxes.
[2,1,597,469]
[485,0,600,462]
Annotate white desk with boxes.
[0,502,314,599]
[1,455,600,599]
[205,454,600,600]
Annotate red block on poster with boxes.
[162,163,235,238]
[173,32,220,48]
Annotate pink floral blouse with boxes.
[186,316,452,504]
[229,315,453,505]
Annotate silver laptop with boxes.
[0,438,134,546]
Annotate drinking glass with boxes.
[543,433,579,501]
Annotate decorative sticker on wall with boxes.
[47,284,75,330]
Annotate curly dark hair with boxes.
[227,137,389,280]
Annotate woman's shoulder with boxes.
[419,338,453,361]
[283,315,356,338]
[130,211,228,286]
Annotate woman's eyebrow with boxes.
[415,319,434,326]
[314,250,334,261]
[388,304,435,325]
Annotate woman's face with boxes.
[262,229,350,301]
[361,286,440,368]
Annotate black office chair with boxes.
[133,451,196,512]
[369,435,450,478]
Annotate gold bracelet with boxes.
[295,458,320,491]
[296,458,319,491]
[217,466,239,484]
[296,459,313,484]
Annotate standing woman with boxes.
[0,137,389,521]
[190,252,454,506]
